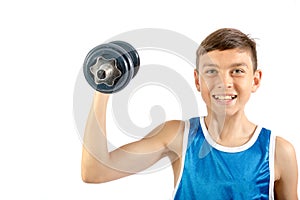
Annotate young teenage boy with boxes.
[81,28,298,199]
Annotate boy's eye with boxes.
[205,69,218,75]
[232,69,245,74]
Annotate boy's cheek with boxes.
[200,78,215,92]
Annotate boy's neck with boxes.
[204,112,257,147]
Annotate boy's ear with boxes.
[251,70,262,92]
[194,69,201,92]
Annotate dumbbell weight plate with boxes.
[110,41,140,78]
[83,42,134,93]
[106,42,136,90]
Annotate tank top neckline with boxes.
[199,116,262,153]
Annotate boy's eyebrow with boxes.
[202,62,249,68]
[229,62,249,68]
[202,63,219,68]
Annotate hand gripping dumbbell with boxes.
[83,41,140,93]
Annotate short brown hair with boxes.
[196,28,257,72]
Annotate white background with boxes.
[0,0,299,199]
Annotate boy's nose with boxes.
[217,73,233,89]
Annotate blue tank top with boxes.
[173,117,275,200]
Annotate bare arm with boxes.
[81,92,184,183]
[274,136,298,199]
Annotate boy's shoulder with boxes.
[274,135,297,180]
[275,136,296,163]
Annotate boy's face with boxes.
[195,48,262,116]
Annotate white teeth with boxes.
[214,95,236,100]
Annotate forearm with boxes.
[81,92,112,182]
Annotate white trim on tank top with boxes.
[199,116,262,153]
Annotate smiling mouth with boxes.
[212,95,237,100]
